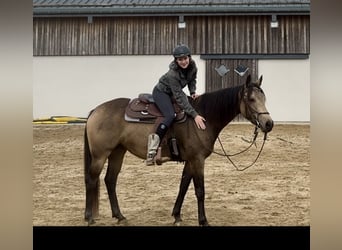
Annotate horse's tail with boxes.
[84,110,100,219]
[84,124,92,179]
[84,111,93,178]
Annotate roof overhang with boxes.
[33,4,310,17]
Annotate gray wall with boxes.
[33,56,309,122]
[33,55,205,119]
[259,59,310,122]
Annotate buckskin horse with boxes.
[84,74,273,226]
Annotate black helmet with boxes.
[173,44,191,58]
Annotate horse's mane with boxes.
[192,85,243,124]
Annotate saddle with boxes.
[125,93,187,124]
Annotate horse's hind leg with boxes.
[85,157,106,225]
[172,161,192,225]
[105,146,127,223]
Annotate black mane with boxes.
[191,85,243,125]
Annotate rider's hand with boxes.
[194,115,206,130]
[191,93,200,99]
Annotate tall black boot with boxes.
[155,123,168,141]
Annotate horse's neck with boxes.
[194,85,242,137]
[209,93,242,137]
[212,112,240,138]
[214,99,241,131]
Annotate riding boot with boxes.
[156,123,168,140]
[146,133,160,166]
[146,123,168,166]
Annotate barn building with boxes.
[33,0,310,122]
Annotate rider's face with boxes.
[176,56,190,69]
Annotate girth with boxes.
[125,93,187,124]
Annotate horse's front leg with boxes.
[192,158,209,226]
[172,161,192,225]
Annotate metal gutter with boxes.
[200,54,310,59]
[33,5,310,17]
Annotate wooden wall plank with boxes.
[33,15,309,56]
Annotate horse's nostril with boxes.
[266,120,274,131]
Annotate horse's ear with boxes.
[245,75,251,86]
[256,75,263,86]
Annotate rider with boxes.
[146,44,206,166]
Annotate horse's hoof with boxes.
[174,221,181,226]
[117,218,128,225]
[173,218,182,226]
[87,219,95,226]
[200,222,210,227]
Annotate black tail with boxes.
[84,121,100,220]
[84,124,91,180]
[84,110,94,179]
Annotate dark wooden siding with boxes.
[206,59,258,91]
[206,59,258,121]
[33,15,310,56]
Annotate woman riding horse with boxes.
[146,44,206,165]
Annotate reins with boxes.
[193,123,268,171]
[192,82,270,171]
[210,84,269,171]
[214,126,268,171]
[213,125,259,157]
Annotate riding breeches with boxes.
[152,86,176,127]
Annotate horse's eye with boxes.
[249,97,256,102]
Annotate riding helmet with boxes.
[173,44,191,58]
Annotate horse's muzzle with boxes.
[264,119,274,132]
[256,114,273,133]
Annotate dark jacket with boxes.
[155,60,198,118]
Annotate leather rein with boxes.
[212,84,269,171]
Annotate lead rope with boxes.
[214,126,268,171]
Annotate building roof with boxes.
[33,0,310,17]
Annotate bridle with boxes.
[212,84,270,171]
[241,83,270,129]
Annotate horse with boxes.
[83,74,273,226]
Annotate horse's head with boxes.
[239,75,274,133]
